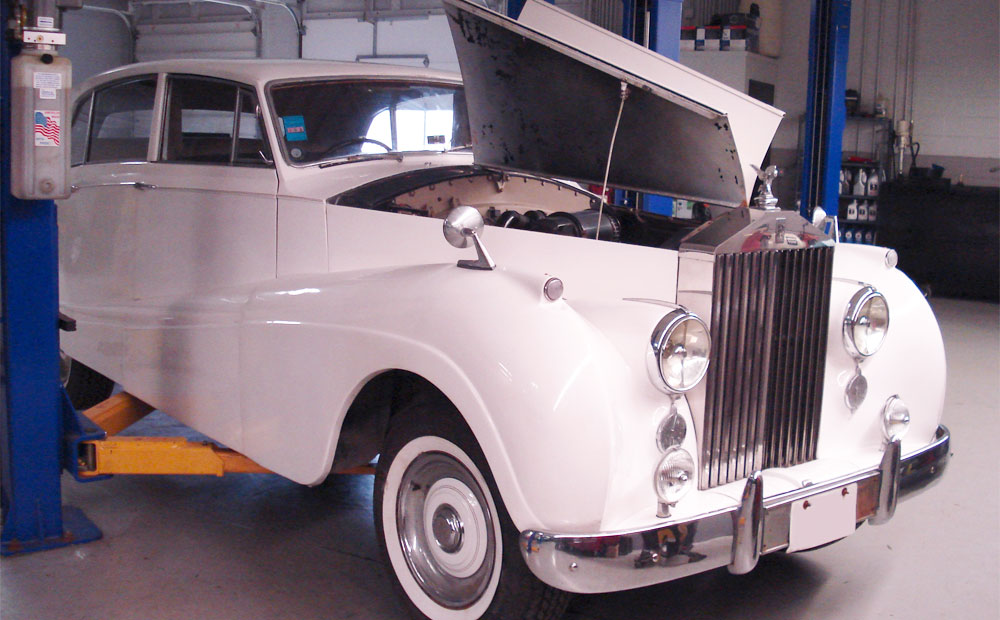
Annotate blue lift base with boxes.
[1,505,102,556]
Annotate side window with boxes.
[70,93,92,166]
[161,77,271,166]
[162,76,236,164]
[87,77,157,164]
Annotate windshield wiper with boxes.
[318,152,405,169]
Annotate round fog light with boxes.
[654,447,695,505]
[656,409,687,452]
[881,395,910,441]
[845,371,868,411]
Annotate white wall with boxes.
[61,2,133,84]
[911,0,998,160]
[262,4,301,59]
[303,14,459,73]
[770,0,998,185]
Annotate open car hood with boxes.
[443,0,784,207]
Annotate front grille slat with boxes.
[700,245,834,490]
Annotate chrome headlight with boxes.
[843,286,889,358]
[648,310,711,394]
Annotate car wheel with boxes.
[60,352,114,410]
[374,401,571,620]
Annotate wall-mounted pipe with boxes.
[133,0,256,20]
[79,4,134,33]
[77,4,136,62]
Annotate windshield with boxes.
[269,80,471,165]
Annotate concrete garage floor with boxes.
[2,298,998,620]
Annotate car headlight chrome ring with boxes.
[647,310,711,394]
[843,286,889,359]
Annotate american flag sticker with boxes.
[34,110,60,147]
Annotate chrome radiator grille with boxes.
[700,246,834,489]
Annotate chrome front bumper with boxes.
[520,425,950,594]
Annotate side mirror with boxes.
[443,206,496,271]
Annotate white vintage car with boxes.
[59,0,949,618]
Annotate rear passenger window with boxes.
[162,76,270,166]
[87,77,157,164]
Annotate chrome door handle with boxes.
[131,182,157,190]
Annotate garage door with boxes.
[136,20,259,61]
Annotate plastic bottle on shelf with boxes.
[867,169,880,196]
[853,169,867,196]
[863,230,874,244]
[868,202,878,222]
[846,200,858,220]
[839,169,846,194]
[858,201,869,221]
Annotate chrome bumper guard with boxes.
[520,425,950,594]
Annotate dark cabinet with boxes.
[878,180,999,301]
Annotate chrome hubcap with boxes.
[432,504,464,553]
[396,451,495,609]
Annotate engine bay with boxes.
[330,165,707,250]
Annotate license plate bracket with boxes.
[786,483,857,553]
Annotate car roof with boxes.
[75,58,463,94]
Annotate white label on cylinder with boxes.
[33,71,62,90]
[39,87,56,100]
[33,110,60,147]
[37,16,55,28]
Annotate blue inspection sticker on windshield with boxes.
[282,115,307,142]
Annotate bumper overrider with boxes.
[520,425,950,594]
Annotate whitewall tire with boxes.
[381,435,502,619]
[373,399,571,620]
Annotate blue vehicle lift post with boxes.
[0,0,102,555]
[641,0,682,216]
[800,0,852,220]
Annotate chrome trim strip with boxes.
[520,426,949,594]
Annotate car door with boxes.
[125,75,278,451]
[59,74,158,381]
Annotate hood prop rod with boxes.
[596,81,630,241]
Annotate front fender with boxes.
[239,263,659,533]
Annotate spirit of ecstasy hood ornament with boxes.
[751,164,781,210]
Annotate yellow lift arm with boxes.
[77,393,272,477]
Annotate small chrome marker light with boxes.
[843,286,889,359]
[654,447,695,516]
[647,310,711,394]
[543,277,564,301]
[881,395,911,442]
